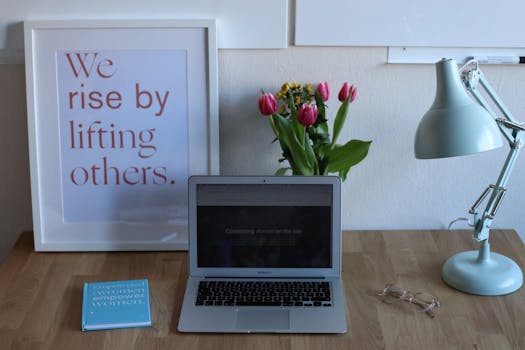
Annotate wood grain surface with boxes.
[0,230,523,350]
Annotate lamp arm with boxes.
[471,143,522,241]
[477,71,519,124]
[461,62,525,241]
[462,66,517,143]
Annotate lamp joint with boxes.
[470,185,492,214]
[461,67,481,89]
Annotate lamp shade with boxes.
[415,59,503,159]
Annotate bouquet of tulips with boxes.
[258,81,371,180]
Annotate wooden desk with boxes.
[0,230,523,349]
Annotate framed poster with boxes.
[24,20,219,251]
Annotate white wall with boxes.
[219,47,525,235]
[2,46,525,263]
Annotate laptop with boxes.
[177,175,347,333]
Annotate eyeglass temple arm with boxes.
[460,61,525,242]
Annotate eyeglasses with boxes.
[377,283,441,318]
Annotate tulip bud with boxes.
[297,104,318,126]
[258,92,278,116]
[338,82,357,103]
[349,85,357,103]
[316,82,330,102]
[338,82,350,102]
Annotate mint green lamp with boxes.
[415,58,524,295]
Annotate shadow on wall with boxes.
[0,22,24,64]
[0,63,32,264]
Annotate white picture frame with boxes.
[24,19,219,251]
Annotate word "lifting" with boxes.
[69,120,156,159]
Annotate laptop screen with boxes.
[196,183,332,268]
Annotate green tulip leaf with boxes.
[316,122,329,136]
[271,114,314,175]
[326,140,372,174]
[315,143,332,159]
[338,167,351,182]
[304,138,319,174]
[289,98,305,146]
[331,97,350,148]
[268,115,280,142]
[274,167,290,176]
[314,91,327,123]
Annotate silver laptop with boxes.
[177,176,347,333]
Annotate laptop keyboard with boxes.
[196,280,332,307]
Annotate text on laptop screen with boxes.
[196,183,332,268]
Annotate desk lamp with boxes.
[415,58,524,295]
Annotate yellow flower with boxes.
[277,82,293,100]
[291,82,301,92]
[305,84,313,94]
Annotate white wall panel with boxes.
[0,0,288,63]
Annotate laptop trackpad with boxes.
[235,309,290,331]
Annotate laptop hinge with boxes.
[204,276,326,280]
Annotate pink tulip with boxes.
[258,92,278,115]
[297,104,318,126]
[338,83,357,103]
[349,85,357,103]
[316,81,330,102]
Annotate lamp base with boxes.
[442,250,523,296]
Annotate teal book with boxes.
[81,279,152,331]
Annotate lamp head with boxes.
[415,58,503,159]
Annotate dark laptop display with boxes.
[196,184,332,268]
